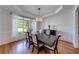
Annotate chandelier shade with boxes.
[36,16,43,22]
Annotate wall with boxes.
[73,10,78,48]
[42,6,74,43]
[0,9,25,45]
[0,9,12,45]
[72,6,79,48]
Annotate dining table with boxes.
[37,33,58,47]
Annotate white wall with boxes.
[42,6,74,43]
[72,6,79,48]
[73,10,78,48]
[0,9,12,45]
[0,9,25,45]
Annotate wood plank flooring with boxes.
[0,39,79,54]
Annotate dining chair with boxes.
[24,32,29,46]
[32,34,44,54]
[24,32,33,48]
[28,31,33,48]
[44,35,61,54]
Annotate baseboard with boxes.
[59,39,73,44]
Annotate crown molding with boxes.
[43,6,63,19]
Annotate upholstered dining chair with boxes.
[32,34,44,54]
[24,32,29,46]
[44,35,61,54]
[25,32,33,48]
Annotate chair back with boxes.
[53,35,61,49]
[28,31,32,37]
[32,34,38,44]
[25,32,29,39]
[27,31,33,41]
[46,29,50,35]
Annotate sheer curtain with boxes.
[30,20,37,34]
[12,15,18,38]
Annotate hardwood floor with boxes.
[0,39,79,54]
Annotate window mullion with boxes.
[23,17,24,32]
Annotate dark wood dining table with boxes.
[37,33,57,47]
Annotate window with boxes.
[17,16,30,35]
[23,20,30,32]
[12,15,37,38]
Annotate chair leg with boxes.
[28,38,30,48]
[37,49,39,54]
[28,43,30,48]
[44,47,46,53]
[32,45,34,52]
[54,50,56,54]
[26,38,28,46]
[56,49,58,54]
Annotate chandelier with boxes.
[36,8,43,22]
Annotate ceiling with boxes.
[0,5,65,19]
[17,5,62,16]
